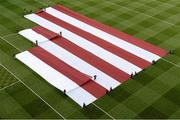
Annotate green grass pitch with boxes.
[0,0,180,119]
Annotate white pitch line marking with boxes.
[34,0,49,6]
[161,58,180,69]
[92,103,115,120]
[2,33,18,38]
[154,0,177,7]
[106,1,180,28]
[0,81,20,91]
[0,64,65,119]
[0,36,22,52]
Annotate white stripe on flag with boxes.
[19,29,48,44]
[19,29,120,90]
[67,87,96,107]
[25,14,142,75]
[45,7,160,62]
[16,51,79,92]
[15,51,96,107]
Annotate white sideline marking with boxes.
[92,103,115,120]
[161,58,180,69]
[127,0,176,10]
[0,64,65,119]
[0,81,20,91]
[34,0,48,6]
[0,36,22,52]
[154,0,175,7]
[140,0,176,10]
[106,1,180,28]
[2,33,18,38]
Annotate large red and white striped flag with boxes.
[16,5,167,107]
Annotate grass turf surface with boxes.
[0,0,180,119]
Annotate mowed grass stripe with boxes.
[0,80,60,118]
[5,82,61,119]
[0,64,59,118]
[0,90,32,118]
[0,63,65,119]
[1,34,32,52]
[105,0,179,41]
[0,0,41,50]
[110,0,180,27]
[102,2,180,36]
[0,65,18,89]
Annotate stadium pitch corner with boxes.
[15,5,167,107]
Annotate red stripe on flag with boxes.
[52,5,167,57]
[36,12,151,69]
[29,47,106,98]
[32,26,130,82]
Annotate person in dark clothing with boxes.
[63,89,66,94]
[93,75,97,80]
[110,87,113,91]
[83,103,86,108]
[35,40,38,45]
[59,32,62,37]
